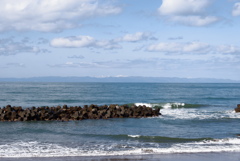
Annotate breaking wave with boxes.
[133,102,240,120]
[1,138,240,158]
[134,102,204,109]
[160,108,240,120]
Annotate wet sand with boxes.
[1,152,240,161]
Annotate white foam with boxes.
[134,103,153,107]
[128,135,141,138]
[160,108,240,120]
[134,102,185,109]
[161,103,185,109]
[130,138,240,154]
[1,138,240,158]
[0,141,81,158]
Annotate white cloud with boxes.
[121,32,156,42]
[183,42,210,53]
[0,0,122,32]
[159,0,210,15]
[50,32,157,50]
[96,59,158,68]
[147,42,210,54]
[0,38,46,56]
[217,45,240,55]
[50,35,121,49]
[68,55,85,59]
[169,36,183,40]
[171,15,218,26]
[158,0,218,26]
[95,40,121,49]
[232,2,240,16]
[49,59,161,69]
[147,42,181,53]
[49,61,108,68]
[6,63,25,68]
[50,36,95,48]
[147,41,240,55]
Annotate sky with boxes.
[0,0,240,80]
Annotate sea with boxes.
[0,82,240,159]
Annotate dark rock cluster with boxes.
[0,104,161,122]
[235,104,240,113]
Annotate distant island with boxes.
[0,76,239,83]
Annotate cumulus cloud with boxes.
[147,42,210,54]
[121,32,157,42]
[50,35,121,49]
[0,38,46,56]
[170,15,218,26]
[48,59,161,69]
[37,38,49,44]
[50,32,158,50]
[232,2,240,16]
[49,61,108,68]
[158,0,219,26]
[147,41,240,55]
[168,36,183,40]
[95,59,159,68]
[0,0,122,32]
[217,45,240,55]
[68,55,85,59]
[6,63,25,68]
[159,0,210,15]
[50,36,95,48]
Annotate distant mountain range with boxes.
[0,76,239,83]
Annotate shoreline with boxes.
[1,152,240,161]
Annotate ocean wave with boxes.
[1,138,240,158]
[127,135,212,143]
[83,134,212,143]
[133,102,240,120]
[160,108,240,120]
[134,102,204,109]
[128,135,141,138]
[127,135,211,142]
[137,138,240,154]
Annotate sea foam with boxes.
[160,108,240,120]
[134,102,185,109]
[1,138,240,158]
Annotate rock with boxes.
[63,105,68,110]
[0,114,5,121]
[72,111,79,120]
[0,104,161,122]
[61,117,69,122]
[10,111,17,121]
[18,111,25,118]
[5,105,12,112]
[13,106,22,112]
[153,108,161,116]
[235,104,240,112]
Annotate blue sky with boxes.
[1,0,240,80]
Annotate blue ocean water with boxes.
[0,82,240,157]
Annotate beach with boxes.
[1,153,240,161]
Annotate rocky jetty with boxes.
[235,104,240,113]
[0,104,161,122]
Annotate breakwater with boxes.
[235,104,240,112]
[0,104,161,122]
